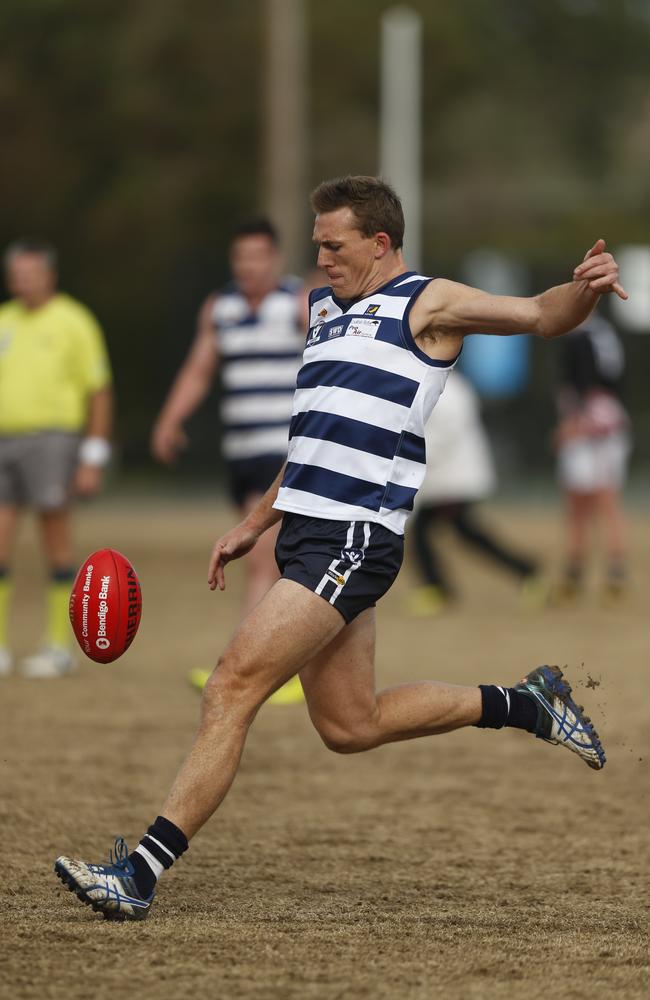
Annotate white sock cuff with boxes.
[497,685,511,717]
[147,834,176,861]
[134,844,164,881]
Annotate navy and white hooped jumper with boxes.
[274,271,458,536]
[212,280,304,462]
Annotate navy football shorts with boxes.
[226,454,285,508]
[275,512,404,624]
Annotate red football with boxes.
[69,548,142,663]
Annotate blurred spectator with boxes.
[0,240,113,678]
[554,312,631,603]
[151,219,307,693]
[408,371,543,615]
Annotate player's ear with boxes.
[373,232,391,259]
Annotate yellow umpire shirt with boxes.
[0,293,111,434]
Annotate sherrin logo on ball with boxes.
[69,548,142,663]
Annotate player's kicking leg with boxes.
[300,609,605,769]
[54,578,345,920]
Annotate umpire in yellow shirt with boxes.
[0,240,113,678]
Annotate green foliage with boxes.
[0,0,648,466]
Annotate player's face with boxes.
[230,235,281,297]
[313,208,378,299]
[6,253,56,307]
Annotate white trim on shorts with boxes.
[314,521,372,607]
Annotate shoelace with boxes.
[107,836,130,870]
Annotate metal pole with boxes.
[262,0,308,272]
[380,7,422,271]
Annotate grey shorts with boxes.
[0,432,81,510]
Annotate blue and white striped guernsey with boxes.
[273,271,459,535]
[213,280,304,461]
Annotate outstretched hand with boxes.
[573,239,628,300]
[151,421,188,465]
[207,522,260,591]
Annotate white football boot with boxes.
[515,664,606,770]
[0,647,13,678]
[20,646,75,679]
[55,838,154,921]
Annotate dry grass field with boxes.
[1,495,648,999]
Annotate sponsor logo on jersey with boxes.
[347,318,381,339]
[319,307,328,317]
[364,303,380,315]
[328,324,344,338]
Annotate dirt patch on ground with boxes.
[1,498,648,999]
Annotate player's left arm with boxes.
[74,384,114,497]
[411,240,627,356]
[208,463,286,592]
[72,305,114,497]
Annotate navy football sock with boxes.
[128,815,189,898]
[475,684,538,732]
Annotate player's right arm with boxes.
[151,294,220,464]
[410,240,627,361]
[208,463,286,591]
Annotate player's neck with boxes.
[242,281,277,312]
[354,255,408,300]
[19,290,56,311]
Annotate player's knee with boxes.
[315,717,375,754]
[201,651,262,718]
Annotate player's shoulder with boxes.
[53,293,101,328]
[308,284,331,308]
[409,278,469,320]
[0,298,19,320]
[417,276,456,299]
[217,279,238,299]
[276,274,304,296]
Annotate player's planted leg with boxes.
[55,579,345,919]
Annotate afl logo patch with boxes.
[306,323,323,346]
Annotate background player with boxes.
[151,220,307,695]
[55,176,625,920]
[553,311,631,603]
[408,370,543,615]
[0,240,112,678]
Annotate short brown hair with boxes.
[310,175,404,250]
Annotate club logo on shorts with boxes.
[341,547,365,569]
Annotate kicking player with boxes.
[55,176,626,919]
[0,240,112,679]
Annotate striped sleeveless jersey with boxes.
[213,280,304,461]
[273,271,459,535]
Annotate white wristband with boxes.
[79,437,111,467]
